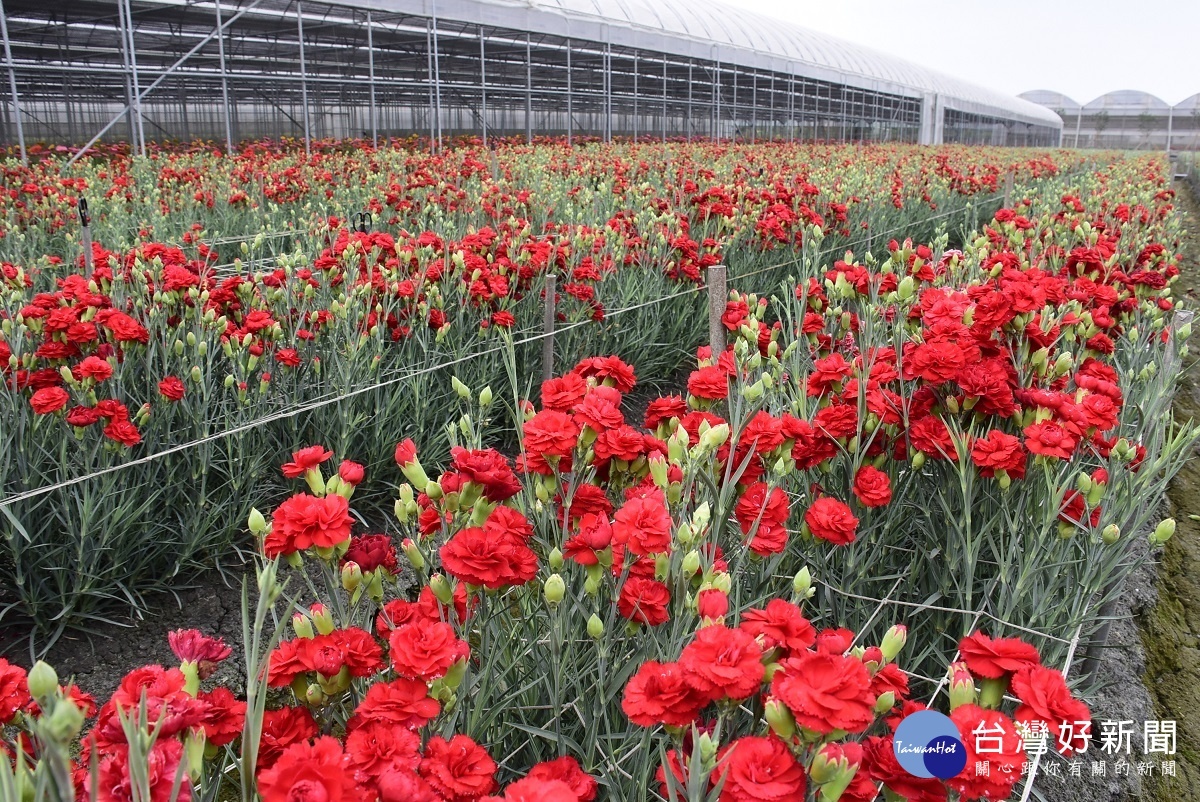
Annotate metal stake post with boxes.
[366,10,376,148]
[80,198,93,271]
[707,265,727,355]
[750,72,756,144]
[214,0,234,153]
[0,0,25,165]
[115,0,137,150]
[542,273,556,382]
[296,1,311,157]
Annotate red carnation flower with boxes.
[617,576,671,626]
[419,734,498,801]
[622,660,709,728]
[525,756,597,802]
[389,619,469,682]
[29,386,69,415]
[713,735,807,802]
[679,624,765,701]
[947,705,1024,801]
[281,445,334,478]
[739,599,816,655]
[257,736,355,802]
[958,632,1041,679]
[852,465,892,507]
[265,493,354,557]
[804,496,860,545]
[770,650,876,734]
[157,376,185,402]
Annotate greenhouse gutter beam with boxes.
[62,0,265,171]
[0,0,25,164]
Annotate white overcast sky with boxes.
[719,0,1200,105]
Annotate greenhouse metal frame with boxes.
[0,0,1063,161]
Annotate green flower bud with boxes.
[681,550,702,577]
[1151,518,1177,546]
[543,574,566,607]
[880,624,907,662]
[587,614,605,639]
[793,567,813,600]
[478,386,493,407]
[764,698,796,739]
[27,661,58,699]
[451,376,471,398]
[430,574,455,605]
[248,507,267,535]
[1102,524,1121,545]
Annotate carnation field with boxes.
[0,137,1196,802]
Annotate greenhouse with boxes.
[1022,88,1200,150]
[0,0,1063,156]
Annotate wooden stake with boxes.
[707,264,727,355]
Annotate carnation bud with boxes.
[1102,523,1121,545]
[874,691,896,713]
[341,561,363,592]
[587,614,605,639]
[442,658,467,690]
[764,698,796,739]
[401,538,425,570]
[451,376,471,399]
[27,661,58,699]
[792,567,814,601]
[309,603,334,636]
[697,589,729,621]
[880,624,907,662]
[584,565,603,595]
[897,275,915,300]
[478,386,493,407]
[948,661,977,710]
[291,612,314,639]
[45,696,86,743]
[543,574,566,607]
[978,676,1008,710]
[911,451,926,469]
[304,683,327,707]
[1054,352,1073,377]
[248,508,267,535]
[681,550,702,577]
[698,423,730,452]
[654,553,671,581]
[549,547,564,571]
[648,454,669,488]
[430,574,455,605]
[1150,517,1177,546]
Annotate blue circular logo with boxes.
[893,711,966,779]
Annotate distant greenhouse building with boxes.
[1021,89,1200,151]
[0,0,1062,156]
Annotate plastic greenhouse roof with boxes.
[350,0,1063,128]
[1082,90,1171,111]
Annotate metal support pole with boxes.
[713,60,720,140]
[661,57,667,143]
[1074,109,1082,149]
[686,62,692,142]
[542,273,556,382]
[121,0,145,156]
[296,1,311,157]
[479,26,486,147]
[115,0,136,149]
[1003,169,1014,207]
[788,69,795,142]
[366,10,376,148]
[524,34,531,144]
[731,68,737,142]
[565,40,572,145]
[604,43,611,142]
[0,0,25,165]
[768,73,774,142]
[431,4,442,152]
[750,72,756,144]
[214,0,234,153]
[707,265,727,355]
[1166,106,1174,155]
[632,53,638,140]
[426,22,435,152]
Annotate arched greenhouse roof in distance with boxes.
[1083,90,1172,112]
[1019,90,1082,113]
[351,0,1062,129]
